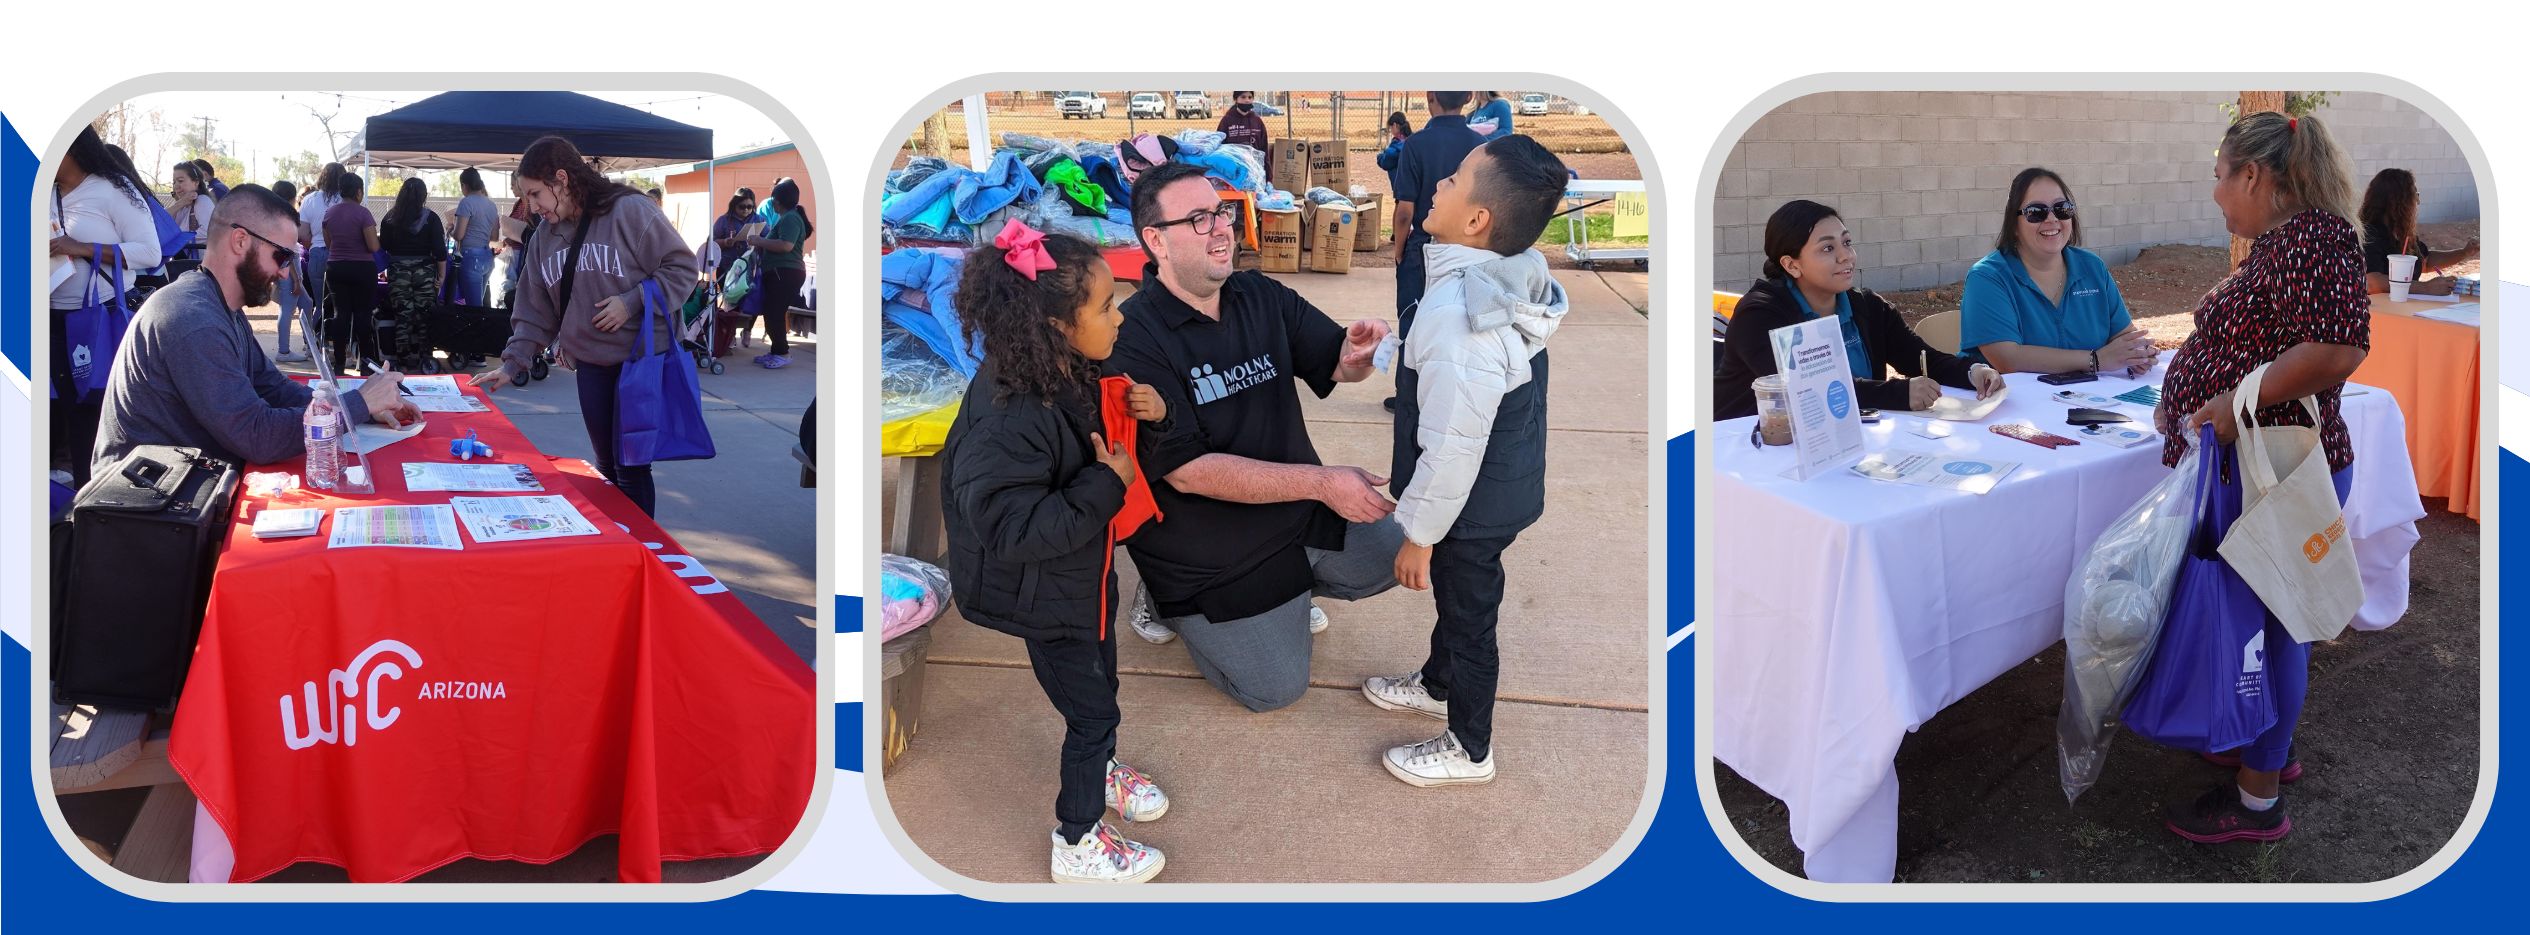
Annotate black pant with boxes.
[574,361,657,517]
[326,261,381,376]
[759,265,806,356]
[1025,628,1119,843]
[1420,533,1517,762]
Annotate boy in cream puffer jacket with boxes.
[1362,135,1572,787]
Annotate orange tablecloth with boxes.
[2354,296,2480,519]
[169,383,814,882]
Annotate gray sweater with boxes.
[92,271,372,476]
[503,193,700,379]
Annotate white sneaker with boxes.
[1383,730,1496,788]
[1308,604,1330,634]
[1362,671,1448,721]
[1050,821,1164,884]
[1128,590,1175,644]
[276,351,309,362]
[1106,759,1169,822]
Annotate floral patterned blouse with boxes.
[2157,209,2371,470]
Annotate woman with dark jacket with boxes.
[1714,199,2000,420]
[938,221,1173,884]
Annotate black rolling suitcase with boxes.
[52,445,242,711]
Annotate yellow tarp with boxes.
[880,403,961,458]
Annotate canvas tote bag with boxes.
[2216,362,2363,644]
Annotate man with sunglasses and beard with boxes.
[92,185,417,477]
[1101,161,1402,712]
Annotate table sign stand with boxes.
[1768,317,1866,481]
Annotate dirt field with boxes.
[1881,221,2483,347]
[1716,497,2480,883]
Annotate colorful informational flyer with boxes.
[1767,316,1865,481]
[327,504,464,550]
[450,495,603,544]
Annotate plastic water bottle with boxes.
[304,382,344,490]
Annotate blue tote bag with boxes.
[616,280,716,467]
[2121,423,2278,753]
[65,245,131,400]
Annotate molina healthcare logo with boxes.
[1188,354,1279,405]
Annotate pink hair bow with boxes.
[995,219,1056,281]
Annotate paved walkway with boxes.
[880,265,1652,884]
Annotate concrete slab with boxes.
[1561,268,1651,320]
[918,424,1650,708]
[881,664,1648,884]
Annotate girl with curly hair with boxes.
[937,220,1175,884]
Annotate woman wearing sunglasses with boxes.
[1960,167,2154,375]
[1713,199,2000,420]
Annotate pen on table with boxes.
[1920,350,1927,380]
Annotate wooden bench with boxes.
[52,703,195,883]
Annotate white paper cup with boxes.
[2388,254,2419,301]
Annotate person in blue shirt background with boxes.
[1960,167,2156,375]
[1375,110,1412,202]
[1467,91,1515,141]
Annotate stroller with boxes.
[682,270,726,375]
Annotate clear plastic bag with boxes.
[881,325,967,423]
[2058,437,2202,803]
[1256,190,1298,211]
[1000,132,1065,155]
[880,553,953,641]
[891,156,956,194]
[1305,186,1357,209]
[1173,129,1226,154]
[1024,188,1140,247]
[1215,144,1270,192]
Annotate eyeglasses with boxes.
[230,222,299,267]
[2018,200,2076,223]
[1148,202,1240,236]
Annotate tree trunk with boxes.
[2229,92,2289,268]
[919,108,946,159]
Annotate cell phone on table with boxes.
[2037,370,2099,386]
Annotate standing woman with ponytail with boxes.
[744,178,812,369]
[2154,111,2370,844]
[469,135,700,518]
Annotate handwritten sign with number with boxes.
[1612,192,1650,239]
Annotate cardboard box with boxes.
[879,625,933,775]
[1308,138,1350,192]
[1309,205,1358,273]
[1351,193,1386,252]
[1255,206,1304,273]
[1270,138,1311,195]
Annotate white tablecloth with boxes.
[1709,362,2425,882]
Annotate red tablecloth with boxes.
[169,383,814,883]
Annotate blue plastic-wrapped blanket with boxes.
[879,248,979,376]
[953,151,1044,225]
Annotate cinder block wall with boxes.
[1712,91,2478,293]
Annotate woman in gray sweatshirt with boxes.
[469,134,701,516]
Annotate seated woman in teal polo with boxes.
[1960,167,2156,376]
[1713,199,2000,420]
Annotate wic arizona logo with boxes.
[281,640,508,750]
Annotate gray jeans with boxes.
[1141,517,1405,712]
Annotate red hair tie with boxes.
[994,219,1056,281]
[2288,117,2298,133]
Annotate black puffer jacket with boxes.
[940,362,1126,642]
[1713,277,1980,421]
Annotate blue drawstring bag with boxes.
[64,245,131,400]
[615,280,716,467]
[2121,423,2278,753]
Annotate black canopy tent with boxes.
[338,91,713,172]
